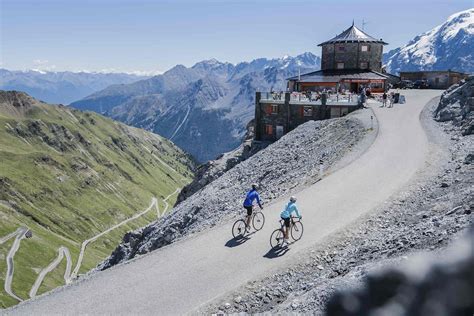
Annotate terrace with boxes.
[258,91,360,106]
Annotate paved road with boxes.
[29,247,72,298]
[2,227,29,302]
[6,90,441,315]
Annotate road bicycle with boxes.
[269,216,304,248]
[232,206,265,238]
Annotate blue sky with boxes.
[1,0,472,73]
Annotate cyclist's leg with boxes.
[283,217,290,240]
[245,206,253,228]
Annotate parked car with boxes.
[394,80,414,89]
[413,79,429,89]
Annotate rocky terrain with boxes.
[435,75,474,135]
[384,8,474,74]
[325,226,474,316]
[100,109,374,269]
[0,69,146,104]
[0,91,194,308]
[70,53,321,162]
[200,95,473,315]
[176,119,269,204]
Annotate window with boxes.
[271,104,278,115]
[336,44,346,52]
[264,104,278,115]
[265,124,273,135]
[361,45,370,52]
[360,62,368,69]
[303,106,313,117]
[336,62,345,69]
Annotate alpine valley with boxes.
[70,53,321,162]
[0,91,194,308]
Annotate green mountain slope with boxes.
[0,91,195,308]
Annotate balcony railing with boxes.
[260,92,360,105]
[260,92,285,101]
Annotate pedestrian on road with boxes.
[389,92,395,107]
[382,91,387,107]
[360,90,367,108]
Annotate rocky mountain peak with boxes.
[0,90,40,117]
[384,8,474,74]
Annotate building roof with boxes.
[399,70,469,75]
[318,23,388,46]
[288,69,388,83]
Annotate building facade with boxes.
[400,70,469,89]
[254,92,360,141]
[320,23,386,72]
[255,22,390,142]
[287,23,389,94]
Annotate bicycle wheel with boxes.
[252,211,265,231]
[270,229,284,249]
[232,219,247,238]
[291,221,304,241]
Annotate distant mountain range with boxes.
[71,53,321,162]
[0,69,147,104]
[3,9,472,162]
[384,8,474,74]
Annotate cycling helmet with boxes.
[290,196,297,202]
[252,183,258,190]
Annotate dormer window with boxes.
[336,62,345,69]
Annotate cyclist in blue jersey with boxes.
[280,196,302,245]
[243,183,263,230]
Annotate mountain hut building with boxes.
[255,23,390,141]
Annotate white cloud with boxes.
[32,59,57,71]
[33,59,49,65]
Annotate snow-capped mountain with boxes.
[384,8,474,74]
[0,69,148,104]
[71,53,321,162]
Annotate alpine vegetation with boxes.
[0,91,194,308]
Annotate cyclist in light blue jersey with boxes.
[280,196,301,245]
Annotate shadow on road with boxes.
[263,245,290,259]
[225,234,253,248]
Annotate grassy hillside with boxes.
[0,91,195,308]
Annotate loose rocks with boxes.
[100,115,367,270]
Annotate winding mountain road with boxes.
[2,227,29,302]
[6,90,441,315]
[2,189,179,303]
[29,247,72,299]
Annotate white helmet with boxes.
[290,196,297,203]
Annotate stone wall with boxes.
[321,43,383,72]
[255,92,360,141]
